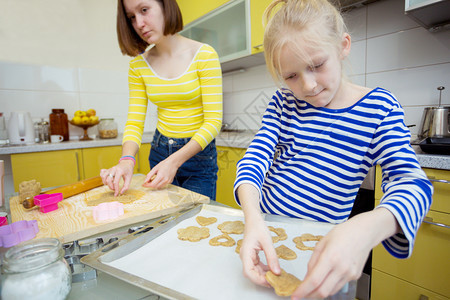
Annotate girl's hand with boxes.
[100,160,135,196]
[239,215,281,287]
[142,158,178,189]
[292,209,398,299]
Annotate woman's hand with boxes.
[142,157,178,189]
[100,160,135,196]
[292,208,400,299]
[240,214,281,287]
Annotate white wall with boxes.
[222,0,450,132]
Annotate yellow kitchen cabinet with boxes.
[216,146,246,208]
[11,149,83,191]
[82,146,125,179]
[178,0,231,25]
[250,0,272,54]
[137,143,151,175]
[372,166,450,299]
[372,269,448,300]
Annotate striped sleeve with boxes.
[122,56,148,147]
[233,90,282,203]
[370,92,433,258]
[191,45,223,149]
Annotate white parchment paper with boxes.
[105,207,334,299]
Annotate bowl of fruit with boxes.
[69,109,99,141]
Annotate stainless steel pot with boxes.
[418,86,450,139]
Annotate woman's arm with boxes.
[142,139,202,188]
[190,44,223,149]
[100,140,139,196]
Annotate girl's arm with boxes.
[238,183,280,286]
[293,207,400,299]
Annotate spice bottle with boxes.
[98,118,118,139]
[49,109,69,141]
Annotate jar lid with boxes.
[2,238,64,273]
[52,109,65,113]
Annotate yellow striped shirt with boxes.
[122,44,223,150]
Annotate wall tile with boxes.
[367,0,418,38]
[0,62,79,92]
[231,64,274,92]
[346,39,366,76]
[0,90,80,122]
[366,63,450,107]
[78,68,128,93]
[367,27,450,73]
[403,106,428,136]
[345,6,367,42]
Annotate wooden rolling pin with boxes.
[22,176,104,209]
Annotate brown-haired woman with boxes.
[101,0,223,201]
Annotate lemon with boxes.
[89,115,99,124]
[81,116,90,125]
[72,116,82,125]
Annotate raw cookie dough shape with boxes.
[235,239,243,254]
[268,226,288,243]
[265,269,302,297]
[177,226,210,242]
[275,244,297,260]
[196,216,217,226]
[209,233,236,247]
[293,233,323,251]
[217,220,244,234]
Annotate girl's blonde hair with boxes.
[264,0,347,85]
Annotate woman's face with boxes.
[124,0,165,44]
[278,37,349,109]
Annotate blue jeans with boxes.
[149,129,218,200]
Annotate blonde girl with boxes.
[234,0,432,298]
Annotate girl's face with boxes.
[124,0,165,44]
[278,35,350,109]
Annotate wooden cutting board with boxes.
[10,174,209,243]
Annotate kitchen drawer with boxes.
[371,269,448,300]
[374,167,450,214]
[373,206,450,297]
[425,168,450,214]
[11,149,83,191]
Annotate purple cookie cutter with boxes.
[34,193,63,213]
[0,220,39,248]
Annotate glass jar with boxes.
[1,238,72,300]
[98,118,118,139]
[49,109,69,141]
[39,119,50,143]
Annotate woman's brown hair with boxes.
[117,0,184,57]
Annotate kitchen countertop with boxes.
[1,131,449,170]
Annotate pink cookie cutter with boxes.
[93,201,124,223]
[0,220,39,248]
[0,216,8,227]
[33,193,63,213]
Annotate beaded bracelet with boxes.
[119,155,136,165]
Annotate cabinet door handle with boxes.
[75,152,81,181]
[423,217,450,229]
[419,295,429,300]
[253,44,263,49]
[428,178,450,184]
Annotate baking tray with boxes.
[419,137,450,155]
[81,204,355,299]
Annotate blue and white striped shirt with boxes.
[234,87,433,258]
